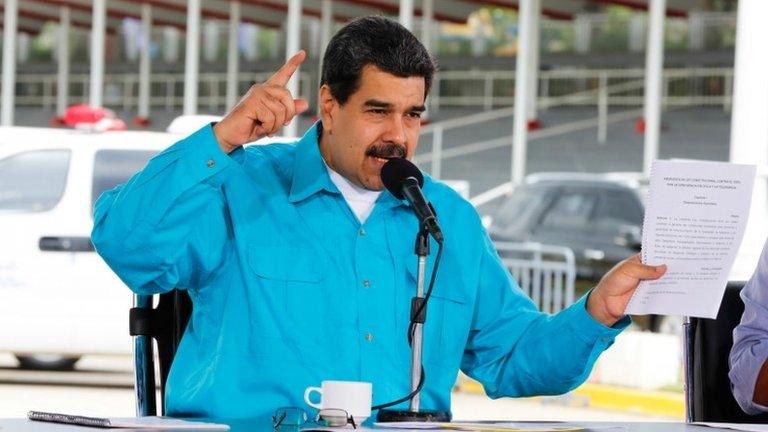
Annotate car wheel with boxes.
[15,354,81,371]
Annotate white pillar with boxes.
[90,0,107,108]
[226,1,241,109]
[642,0,666,176]
[420,0,434,52]
[183,0,202,115]
[1,0,18,126]
[511,0,538,185]
[399,0,414,31]
[138,3,152,119]
[317,0,332,77]
[57,6,71,117]
[729,0,768,276]
[284,0,302,137]
[526,0,541,123]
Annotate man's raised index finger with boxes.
[267,50,306,87]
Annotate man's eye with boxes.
[368,109,387,115]
[408,112,423,119]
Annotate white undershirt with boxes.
[325,164,381,224]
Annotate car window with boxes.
[596,190,644,227]
[539,190,598,230]
[91,150,156,211]
[0,149,71,212]
[493,186,550,230]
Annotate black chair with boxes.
[129,289,192,416]
[685,281,768,423]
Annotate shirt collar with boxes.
[288,122,340,203]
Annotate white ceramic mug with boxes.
[303,380,372,425]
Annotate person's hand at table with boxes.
[586,254,667,326]
[213,50,310,154]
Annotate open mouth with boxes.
[373,156,396,163]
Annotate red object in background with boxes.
[133,116,152,127]
[527,119,541,131]
[63,104,109,127]
[635,118,646,134]
[49,116,66,126]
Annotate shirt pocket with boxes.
[404,258,470,370]
[248,245,340,360]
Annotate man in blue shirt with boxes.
[93,16,666,422]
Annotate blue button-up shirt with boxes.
[92,122,627,421]
[731,240,768,414]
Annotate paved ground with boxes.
[0,353,675,421]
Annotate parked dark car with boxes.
[488,173,646,280]
[488,172,695,334]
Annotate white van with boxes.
[0,123,294,370]
[0,126,179,369]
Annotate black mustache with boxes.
[365,143,406,159]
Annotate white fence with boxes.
[432,67,732,111]
[495,242,576,314]
[14,67,733,114]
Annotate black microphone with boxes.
[381,158,444,243]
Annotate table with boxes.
[0,419,758,432]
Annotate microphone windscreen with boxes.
[381,158,424,199]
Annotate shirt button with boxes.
[206,159,216,168]
[365,332,374,342]
[362,279,371,288]
[358,228,366,236]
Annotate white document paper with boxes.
[27,411,230,430]
[694,422,768,432]
[625,160,756,318]
[373,422,589,431]
[106,417,230,429]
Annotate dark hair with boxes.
[320,16,436,105]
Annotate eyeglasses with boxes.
[272,407,357,430]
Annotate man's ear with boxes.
[319,85,337,134]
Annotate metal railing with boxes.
[416,75,651,179]
[13,67,733,115]
[14,71,315,113]
[415,64,734,182]
[495,242,576,314]
[431,67,733,111]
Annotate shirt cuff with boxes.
[730,343,768,415]
[176,123,245,187]
[561,291,630,346]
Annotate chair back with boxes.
[130,289,192,416]
[686,281,768,423]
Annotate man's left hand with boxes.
[586,254,667,327]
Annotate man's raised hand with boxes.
[213,50,310,154]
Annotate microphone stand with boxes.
[376,225,451,423]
